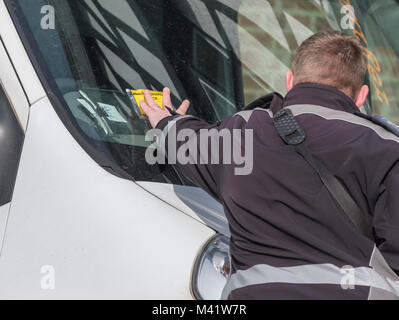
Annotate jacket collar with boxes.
[281,83,360,114]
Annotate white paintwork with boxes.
[0,39,30,130]
[0,202,11,255]
[0,0,219,299]
[0,97,214,299]
[0,0,46,105]
[136,182,228,234]
[137,182,205,223]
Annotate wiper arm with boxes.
[78,90,112,135]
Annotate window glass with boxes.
[10,0,399,183]
[0,84,24,205]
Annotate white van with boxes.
[0,0,398,299]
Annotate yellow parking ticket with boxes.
[127,89,164,117]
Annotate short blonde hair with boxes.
[291,31,368,98]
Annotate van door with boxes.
[0,39,28,251]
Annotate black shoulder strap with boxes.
[272,108,374,241]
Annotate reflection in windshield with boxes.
[13,0,399,183]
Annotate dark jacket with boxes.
[156,83,399,300]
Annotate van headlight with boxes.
[191,233,231,300]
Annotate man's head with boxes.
[286,30,369,108]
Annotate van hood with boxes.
[136,181,230,237]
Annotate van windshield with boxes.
[10,0,399,183]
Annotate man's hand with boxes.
[140,88,190,128]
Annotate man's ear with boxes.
[355,85,369,108]
[286,70,294,93]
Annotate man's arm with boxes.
[140,88,227,201]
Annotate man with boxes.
[140,31,399,299]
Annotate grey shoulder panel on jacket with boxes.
[234,104,399,144]
[287,104,399,145]
[234,108,273,123]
